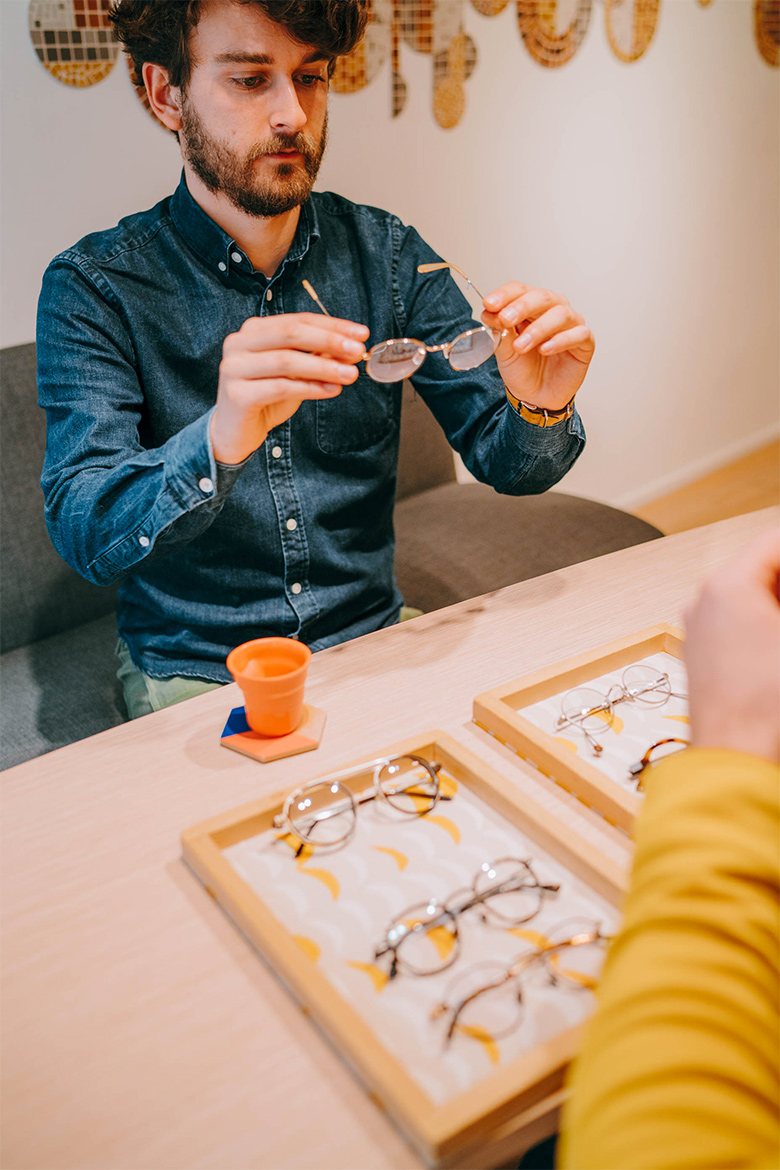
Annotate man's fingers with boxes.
[499,289,565,330]
[483,283,531,313]
[222,348,361,385]
[713,528,780,597]
[513,305,583,354]
[538,325,595,358]
[231,313,369,358]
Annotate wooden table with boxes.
[2,508,776,1170]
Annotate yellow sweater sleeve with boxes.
[559,748,780,1170]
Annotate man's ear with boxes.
[142,62,183,133]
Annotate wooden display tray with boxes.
[473,624,685,834]
[182,730,627,1168]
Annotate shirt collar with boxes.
[169,171,319,280]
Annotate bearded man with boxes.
[37,0,594,718]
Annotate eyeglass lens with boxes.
[619,664,672,706]
[287,779,357,847]
[448,327,499,371]
[377,755,439,814]
[365,341,426,383]
[471,858,544,927]
[384,902,459,977]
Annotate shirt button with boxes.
[218,262,227,272]
[266,289,273,302]
[291,582,302,595]
[271,446,282,459]
[138,535,150,548]
[198,477,214,494]
[231,251,242,263]
[286,518,297,531]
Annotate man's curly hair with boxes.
[108,0,369,91]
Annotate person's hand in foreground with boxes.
[481,283,595,413]
[685,525,780,764]
[210,312,370,465]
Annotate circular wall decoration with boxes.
[754,0,779,67]
[604,0,660,63]
[331,0,391,94]
[470,0,511,14]
[28,0,118,87]
[516,0,593,69]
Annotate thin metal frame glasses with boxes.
[303,262,507,384]
[432,919,612,1046]
[557,665,688,755]
[272,754,446,856]
[374,858,560,980]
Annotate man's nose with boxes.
[269,78,308,135]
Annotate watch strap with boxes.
[504,386,576,427]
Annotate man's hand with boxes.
[210,312,370,465]
[685,527,780,764]
[481,283,595,411]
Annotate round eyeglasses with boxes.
[302,261,507,384]
[431,918,612,1046]
[374,857,560,980]
[272,754,445,855]
[557,665,688,755]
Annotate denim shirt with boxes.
[37,175,585,681]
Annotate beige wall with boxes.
[2,0,778,507]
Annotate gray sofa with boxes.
[0,342,661,769]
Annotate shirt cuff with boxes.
[166,406,248,507]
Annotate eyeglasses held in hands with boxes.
[374,857,560,980]
[431,919,613,1046]
[302,262,507,384]
[272,754,447,856]
[557,665,688,756]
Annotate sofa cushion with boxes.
[0,613,125,770]
[0,343,118,653]
[393,483,663,612]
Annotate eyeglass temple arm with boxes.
[417,261,488,304]
[302,279,331,316]
[441,967,522,1044]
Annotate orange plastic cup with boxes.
[226,637,311,737]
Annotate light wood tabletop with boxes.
[2,507,777,1170]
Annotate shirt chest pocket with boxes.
[315,373,397,455]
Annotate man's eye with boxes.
[297,74,326,87]
[232,76,266,89]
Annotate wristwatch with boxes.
[504,386,576,427]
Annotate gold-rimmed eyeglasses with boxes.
[431,918,612,1046]
[272,754,447,856]
[302,262,507,384]
[374,857,560,980]
[557,665,688,756]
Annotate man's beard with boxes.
[180,100,327,218]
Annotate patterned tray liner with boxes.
[224,772,619,1105]
[518,651,689,793]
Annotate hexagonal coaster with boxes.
[220,704,326,763]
